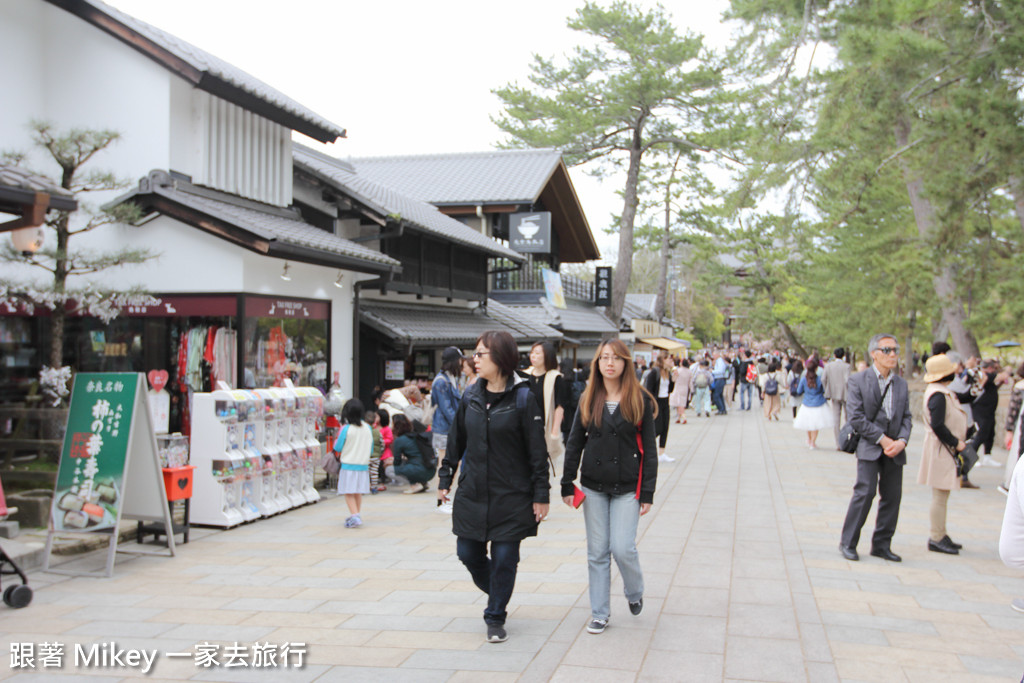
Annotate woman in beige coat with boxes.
[917,354,969,555]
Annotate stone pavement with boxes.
[2,400,1023,682]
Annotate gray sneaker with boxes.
[586,618,608,634]
[486,624,507,643]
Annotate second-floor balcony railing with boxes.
[491,258,594,302]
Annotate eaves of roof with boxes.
[0,164,78,213]
[109,170,400,275]
[293,145,524,263]
[45,0,344,143]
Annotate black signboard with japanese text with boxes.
[509,212,552,253]
[595,267,612,306]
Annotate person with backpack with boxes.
[437,330,550,645]
[431,346,464,465]
[738,350,757,411]
[787,359,805,419]
[691,359,713,417]
[560,338,658,636]
[761,359,783,421]
[390,414,436,493]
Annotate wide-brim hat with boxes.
[923,354,958,383]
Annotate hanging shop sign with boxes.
[595,267,612,306]
[509,212,552,253]
[45,372,175,577]
[542,268,567,309]
[385,360,405,381]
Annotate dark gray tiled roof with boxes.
[625,293,658,318]
[111,171,398,271]
[351,149,563,204]
[504,301,619,335]
[360,299,561,346]
[0,165,73,197]
[294,145,523,262]
[53,0,344,141]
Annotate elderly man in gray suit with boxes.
[822,347,851,448]
[839,333,913,562]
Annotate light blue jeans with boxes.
[693,387,711,415]
[740,382,754,410]
[582,486,644,621]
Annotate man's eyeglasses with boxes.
[472,351,490,359]
[877,347,900,355]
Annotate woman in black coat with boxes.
[561,338,658,635]
[438,330,550,645]
[644,355,675,462]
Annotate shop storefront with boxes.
[0,292,331,434]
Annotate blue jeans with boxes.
[582,486,644,621]
[456,537,521,626]
[711,378,727,414]
[740,382,754,410]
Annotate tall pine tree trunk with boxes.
[49,207,70,369]
[894,115,979,358]
[610,119,645,323]
[654,193,671,322]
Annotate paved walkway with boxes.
[2,401,1023,682]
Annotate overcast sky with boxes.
[107,0,734,262]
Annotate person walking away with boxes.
[787,359,805,419]
[917,354,969,555]
[390,414,436,493]
[561,338,658,635]
[761,360,783,421]
[644,356,675,463]
[1000,363,1024,495]
[839,334,913,562]
[670,358,692,424]
[334,399,374,528]
[794,361,832,449]
[437,330,550,644]
[692,360,713,417]
[523,341,569,471]
[738,350,756,411]
[823,348,852,449]
[711,352,729,415]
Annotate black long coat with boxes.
[438,377,550,542]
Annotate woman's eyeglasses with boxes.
[472,351,490,359]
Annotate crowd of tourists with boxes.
[323,331,1024,645]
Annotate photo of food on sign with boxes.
[52,479,120,531]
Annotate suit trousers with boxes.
[831,399,846,446]
[840,455,904,550]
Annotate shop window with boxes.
[242,296,330,392]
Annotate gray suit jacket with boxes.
[822,360,850,401]
[846,368,913,465]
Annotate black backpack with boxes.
[412,431,438,472]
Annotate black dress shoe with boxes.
[870,547,902,562]
[928,537,960,555]
[839,544,859,561]
[941,535,962,550]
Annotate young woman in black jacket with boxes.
[644,355,675,463]
[561,338,658,635]
[437,330,550,645]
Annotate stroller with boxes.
[0,476,32,608]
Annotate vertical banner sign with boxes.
[595,267,612,306]
[542,268,567,309]
[45,372,174,577]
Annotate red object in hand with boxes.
[572,485,586,509]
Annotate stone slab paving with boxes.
[1,397,1023,681]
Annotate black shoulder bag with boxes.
[838,381,890,454]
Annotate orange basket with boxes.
[162,465,195,501]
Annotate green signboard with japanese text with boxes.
[50,373,139,533]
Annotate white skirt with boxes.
[793,403,834,431]
[337,468,370,495]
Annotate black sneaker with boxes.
[629,598,643,616]
[486,624,507,643]
[586,618,608,634]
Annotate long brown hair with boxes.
[579,339,656,428]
